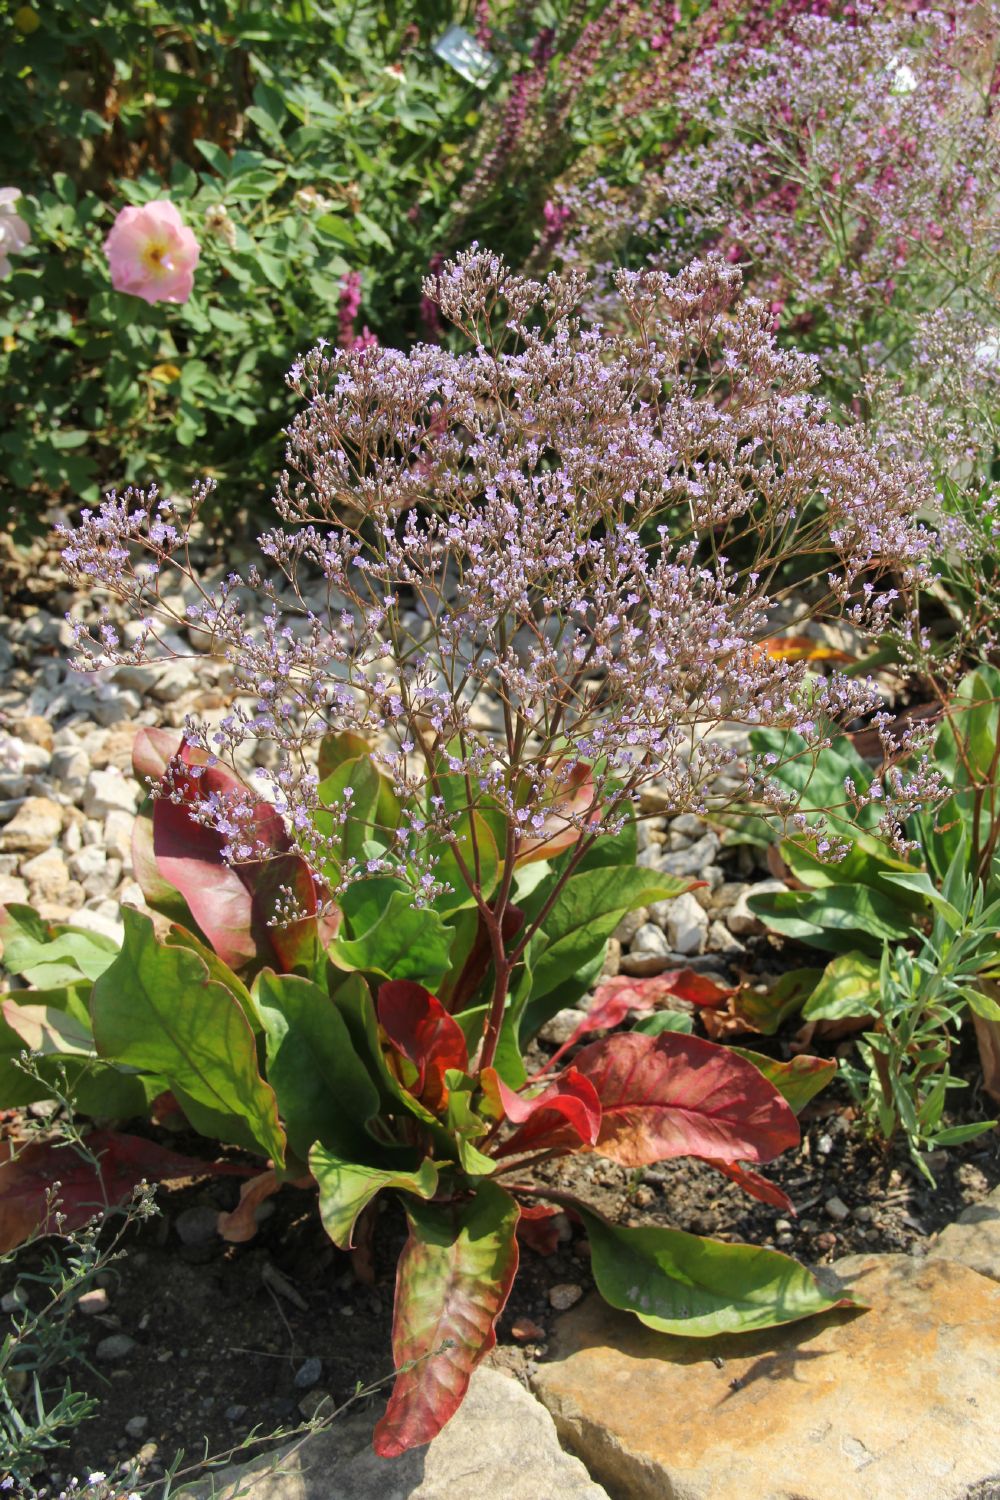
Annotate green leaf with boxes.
[433,813,500,913]
[311,1148,439,1249]
[0,1001,93,1057]
[730,1048,837,1113]
[90,909,285,1164]
[880,871,962,931]
[194,139,231,177]
[0,904,119,986]
[801,951,882,1022]
[748,886,913,953]
[314,754,385,879]
[734,968,823,1035]
[965,988,1000,1022]
[632,1011,696,1036]
[931,1120,998,1146]
[373,1181,520,1457]
[781,838,919,903]
[443,1072,496,1175]
[255,971,381,1161]
[0,983,159,1119]
[328,889,453,986]
[164,924,261,1032]
[526,868,693,1006]
[583,1209,861,1336]
[356,210,393,251]
[748,729,877,827]
[315,213,358,247]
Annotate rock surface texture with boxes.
[929,1183,1000,1282]
[175,1368,610,1500]
[531,1253,1000,1500]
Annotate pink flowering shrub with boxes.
[0,188,30,280]
[103,199,200,305]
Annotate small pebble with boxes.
[225,1403,248,1424]
[125,1415,148,1439]
[96,1333,137,1362]
[825,1195,850,1222]
[299,1389,334,1421]
[1,1285,28,1313]
[815,1232,837,1253]
[77,1287,109,1316]
[511,1317,546,1342]
[817,1134,834,1156]
[548,1283,584,1311]
[174,1204,221,1247]
[294,1355,323,1389]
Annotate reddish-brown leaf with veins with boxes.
[515,1202,564,1256]
[573,1031,799,1167]
[0,1130,256,1254]
[484,1067,601,1158]
[373,1182,519,1457]
[132,731,334,975]
[378,980,469,1112]
[704,1159,795,1212]
[545,970,735,1069]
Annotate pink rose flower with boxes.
[0,188,31,280]
[104,199,200,305]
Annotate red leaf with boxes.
[136,733,338,974]
[132,726,185,783]
[248,851,341,972]
[515,1203,563,1257]
[378,981,469,1112]
[373,1182,519,1457]
[546,971,736,1069]
[573,1031,800,1167]
[704,1159,795,1212]
[485,1068,601,1158]
[151,753,287,971]
[0,1130,256,1253]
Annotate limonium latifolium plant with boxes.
[40,251,942,1453]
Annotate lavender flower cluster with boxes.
[560,4,1000,398]
[60,250,941,899]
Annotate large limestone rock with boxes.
[531,1254,1000,1500]
[175,1367,609,1500]
[929,1185,1000,1282]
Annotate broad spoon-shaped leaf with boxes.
[373,1181,519,1457]
[581,1207,862,1336]
[90,908,285,1164]
[574,1031,799,1166]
